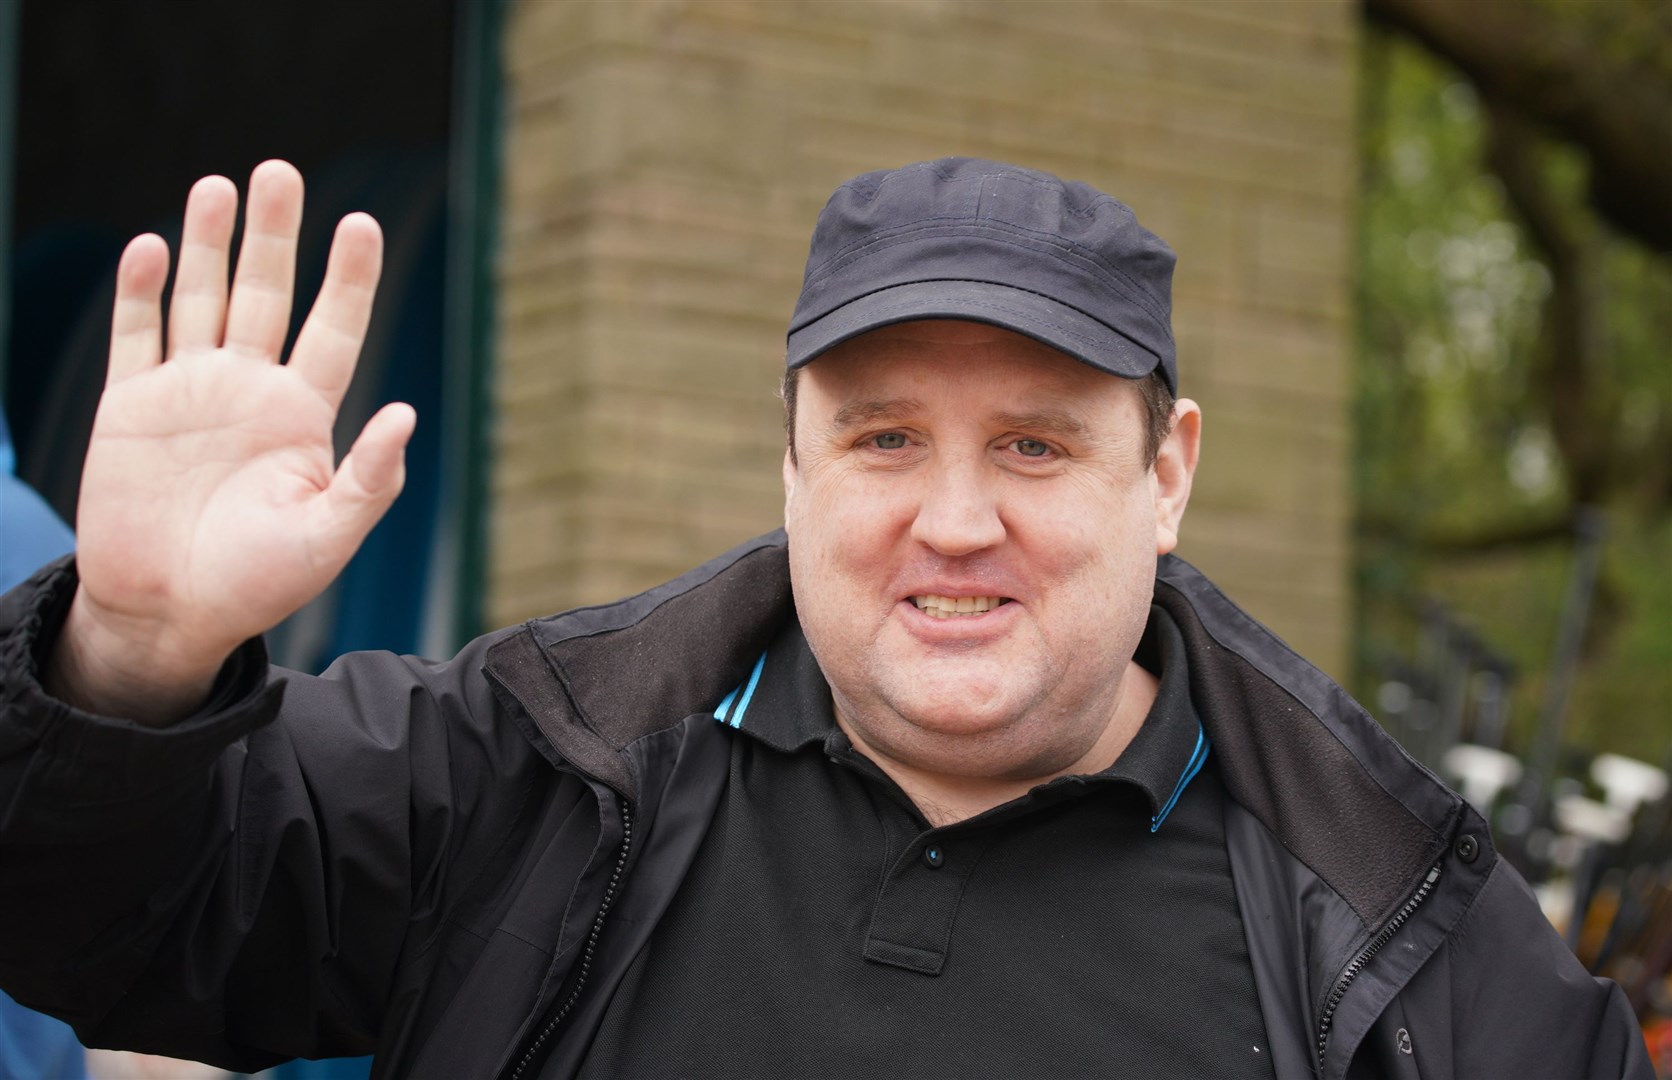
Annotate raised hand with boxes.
[48,161,415,723]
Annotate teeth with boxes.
[911,594,1007,619]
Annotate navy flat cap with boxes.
[787,157,1178,394]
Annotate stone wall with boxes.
[494,0,1357,676]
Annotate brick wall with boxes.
[494,0,1357,677]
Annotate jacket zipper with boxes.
[1314,862,1442,1073]
[506,801,635,1080]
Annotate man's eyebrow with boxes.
[992,410,1094,440]
[830,398,925,429]
[827,400,1096,441]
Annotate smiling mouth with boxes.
[910,594,1013,619]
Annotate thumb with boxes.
[321,402,417,550]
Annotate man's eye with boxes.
[872,433,908,450]
[1013,439,1050,457]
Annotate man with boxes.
[0,158,1650,1079]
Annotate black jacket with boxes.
[0,532,1651,1079]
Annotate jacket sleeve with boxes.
[1386,854,1654,1080]
[0,557,539,1072]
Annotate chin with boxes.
[876,669,1028,737]
[866,703,1089,782]
[892,702,1015,739]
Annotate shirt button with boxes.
[922,845,945,869]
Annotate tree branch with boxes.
[1360,508,1579,556]
[1482,103,1609,506]
[1364,0,1672,253]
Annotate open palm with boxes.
[69,161,413,699]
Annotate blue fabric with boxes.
[0,471,74,586]
[256,1055,375,1080]
[0,989,86,1080]
[0,409,75,585]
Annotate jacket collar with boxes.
[484,532,792,799]
[1153,558,1460,926]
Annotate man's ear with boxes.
[1154,399,1201,556]
[782,448,798,526]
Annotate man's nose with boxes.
[909,462,1005,556]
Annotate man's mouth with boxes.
[910,594,1013,619]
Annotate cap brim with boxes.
[786,280,1167,387]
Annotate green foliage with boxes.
[1355,32,1672,765]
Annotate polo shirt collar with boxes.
[711,605,1209,831]
[711,618,832,751]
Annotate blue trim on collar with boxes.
[714,650,769,729]
[1150,722,1209,833]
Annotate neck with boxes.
[837,660,1161,827]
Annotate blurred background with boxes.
[0,0,1667,1075]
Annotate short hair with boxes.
[780,363,1175,467]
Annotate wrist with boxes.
[44,590,232,726]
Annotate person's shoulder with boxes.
[522,530,790,649]
[483,531,792,780]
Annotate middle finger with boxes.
[223,160,304,361]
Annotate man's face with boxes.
[784,320,1199,782]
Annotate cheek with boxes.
[789,478,882,635]
[793,467,914,567]
[1013,481,1156,606]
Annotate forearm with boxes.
[2,564,364,1065]
[0,560,279,838]
[0,560,283,1038]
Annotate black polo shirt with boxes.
[578,606,1273,1079]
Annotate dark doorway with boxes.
[3,0,496,667]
